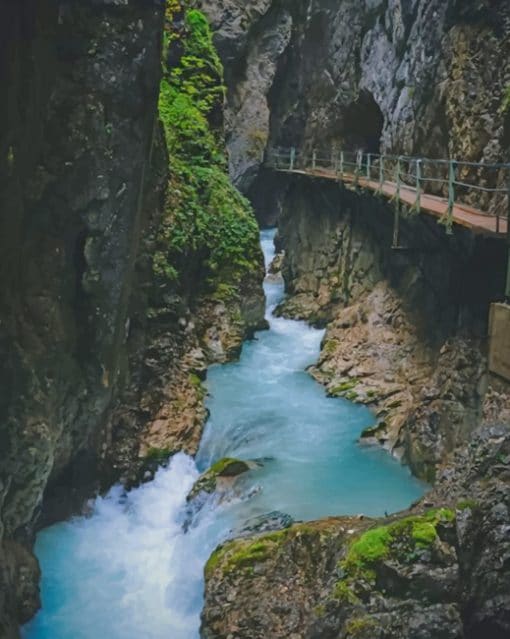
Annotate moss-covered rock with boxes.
[153,1,265,331]
[187,457,252,502]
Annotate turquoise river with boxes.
[23,229,426,639]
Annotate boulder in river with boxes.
[186,458,255,502]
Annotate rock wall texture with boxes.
[0,2,165,634]
[0,1,265,635]
[273,178,508,482]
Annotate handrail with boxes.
[265,146,510,236]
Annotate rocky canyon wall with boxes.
[0,1,265,635]
[199,0,510,477]
[199,3,510,635]
[274,177,507,481]
[0,2,165,634]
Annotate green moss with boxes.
[360,422,386,438]
[501,84,510,114]
[314,604,326,617]
[457,499,478,511]
[347,527,392,566]
[333,509,455,602]
[411,521,437,547]
[344,616,379,637]
[141,447,175,475]
[204,526,299,579]
[333,579,361,604]
[330,378,359,396]
[209,457,243,475]
[207,537,273,577]
[322,339,339,355]
[228,541,272,569]
[143,447,173,464]
[205,546,223,577]
[154,1,261,303]
[188,373,202,388]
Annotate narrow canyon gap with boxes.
[1,1,510,639]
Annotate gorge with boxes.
[1,1,510,638]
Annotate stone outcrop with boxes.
[202,424,510,639]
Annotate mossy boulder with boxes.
[187,457,252,502]
[333,508,456,604]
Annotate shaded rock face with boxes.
[202,425,510,639]
[0,1,166,634]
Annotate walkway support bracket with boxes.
[392,156,402,248]
[413,159,422,213]
[506,183,510,303]
[377,155,385,194]
[446,160,456,235]
[354,150,362,187]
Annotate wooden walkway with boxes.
[275,166,508,239]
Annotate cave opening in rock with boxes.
[342,90,384,154]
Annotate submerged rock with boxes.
[187,458,254,503]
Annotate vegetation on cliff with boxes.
[153,1,261,305]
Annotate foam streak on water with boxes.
[23,229,426,639]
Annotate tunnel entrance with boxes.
[341,91,384,154]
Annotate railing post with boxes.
[393,156,402,248]
[446,159,456,235]
[340,151,344,180]
[414,159,422,213]
[289,147,296,171]
[312,150,317,170]
[366,153,371,180]
[378,155,385,194]
[354,150,362,187]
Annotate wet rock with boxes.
[236,511,294,538]
[187,458,254,503]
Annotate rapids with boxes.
[23,229,426,639]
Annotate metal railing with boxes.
[266,147,510,236]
